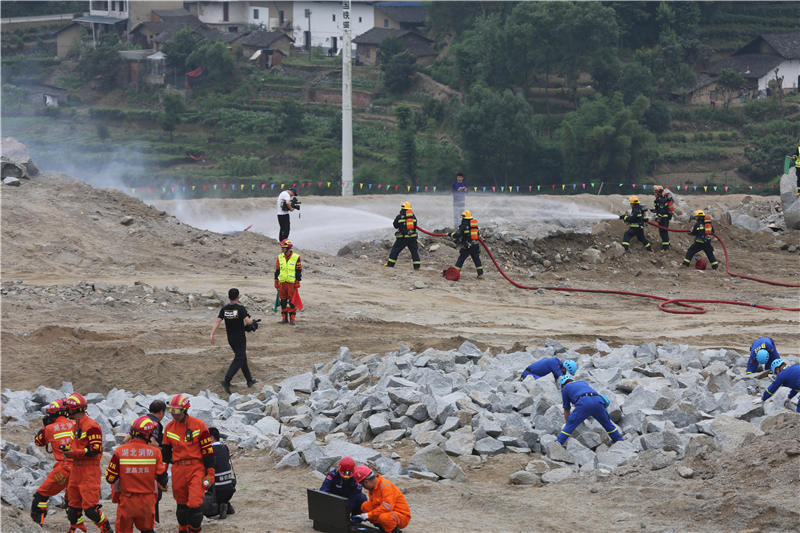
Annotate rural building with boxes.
[353,27,436,66]
[703,31,800,99]
[182,1,294,32]
[130,9,246,52]
[373,2,426,31]
[54,22,89,58]
[76,0,183,44]
[240,30,294,59]
[291,1,375,54]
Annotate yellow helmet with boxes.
[461,210,472,219]
[629,196,640,204]
[401,201,411,210]
[653,185,664,194]
[693,210,705,218]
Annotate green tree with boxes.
[717,68,746,109]
[77,33,121,90]
[617,62,656,104]
[451,13,509,89]
[457,84,534,187]
[162,28,201,70]
[394,105,418,187]
[158,93,185,141]
[378,39,416,95]
[185,40,235,89]
[278,99,304,136]
[644,100,671,133]
[302,145,341,180]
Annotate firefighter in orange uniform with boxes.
[353,465,411,533]
[64,392,113,533]
[163,394,215,533]
[105,416,168,533]
[275,239,302,325]
[31,398,82,529]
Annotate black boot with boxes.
[220,380,231,394]
[218,503,228,520]
[226,503,234,515]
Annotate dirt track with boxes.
[2,173,799,532]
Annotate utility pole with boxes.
[305,8,312,62]
[341,0,353,196]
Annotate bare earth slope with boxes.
[2,173,799,532]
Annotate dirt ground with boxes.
[2,173,799,532]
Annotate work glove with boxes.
[619,214,625,220]
[295,281,300,288]
[351,515,364,524]
[202,468,215,489]
[274,279,279,289]
[359,513,369,521]
[788,389,798,399]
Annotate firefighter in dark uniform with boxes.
[210,288,257,394]
[651,186,674,251]
[682,210,719,269]
[450,210,483,278]
[202,428,236,520]
[620,196,652,252]
[385,201,421,269]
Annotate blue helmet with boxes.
[770,359,785,374]
[755,349,769,366]
[563,360,577,375]
[559,374,574,388]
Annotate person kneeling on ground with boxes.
[556,375,623,446]
[746,337,781,375]
[202,428,236,520]
[521,358,577,383]
[320,456,366,517]
[353,466,410,533]
[761,359,800,412]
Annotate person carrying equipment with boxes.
[556,375,622,446]
[791,140,800,196]
[105,416,167,533]
[352,466,411,533]
[276,186,299,241]
[31,398,80,529]
[275,239,302,325]
[202,428,236,520]
[521,358,577,383]
[746,337,781,374]
[63,393,113,533]
[620,196,652,252]
[761,360,800,412]
[651,186,675,251]
[163,394,215,533]
[385,202,420,270]
[320,456,366,517]
[682,210,719,269]
[211,288,257,394]
[449,210,483,278]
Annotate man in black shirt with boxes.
[210,288,257,394]
[202,428,236,519]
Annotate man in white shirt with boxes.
[276,186,297,241]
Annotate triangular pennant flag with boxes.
[192,185,196,190]
[572,184,576,190]
[529,185,533,191]
[619,183,623,187]
[552,184,556,190]
[433,186,437,192]
[582,183,586,189]
[377,184,382,189]
[416,186,420,191]
[537,185,541,191]
[407,185,411,191]
[317,182,322,188]
[280,184,284,189]
[561,184,566,191]
[724,186,728,192]
[642,184,647,190]
[632,183,636,188]
[394,185,398,191]
[473,187,477,192]
[703,185,708,192]
[516,186,519,192]
[590,182,594,188]
[359,183,363,189]
[148,188,152,193]
[162,187,166,192]
[182,186,186,191]
[261,184,265,189]
[368,184,373,189]
[492,186,496,192]
[713,185,717,191]
[501,186,505,192]
[270,183,275,189]
[131,188,135,194]
[214,185,217,190]
[203,185,207,190]
[482,186,486,192]
[327,182,331,187]
[424,186,428,191]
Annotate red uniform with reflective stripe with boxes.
[66,415,103,508]
[35,416,75,497]
[361,474,411,533]
[164,415,213,508]
[105,440,166,533]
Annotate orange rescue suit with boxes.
[361,474,411,533]
[164,415,214,509]
[105,440,166,533]
[35,415,75,497]
[66,415,103,508]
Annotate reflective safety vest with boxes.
[704,216,713,236]
[469,218,479,240]
[278,252,300,283]
[404,209,415,232]
[796,146,800,168]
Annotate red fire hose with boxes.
[417,224,799,315]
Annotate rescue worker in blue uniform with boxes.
[746,337,781,374]
[385,202,420,270]
[521,358,577,383]
[761,360,800,412]
[556,375,623,445]
[320,456,366,517]
[620,196,652,252]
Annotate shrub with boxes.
[223,155,267,176]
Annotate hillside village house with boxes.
[75,0,183,44]
[184,1,294,33]
[353,27,435,66]
[684,31,800,105]
[240,30,294,62]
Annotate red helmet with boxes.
[338,457,355,479]
[130,415,157,440]
[353,465,374,484]
[45,398,68,417]
[280,239,293,248]
[64,393,87,414]
[168,393,190,413]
